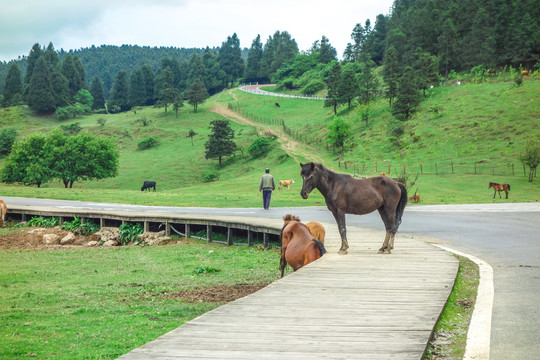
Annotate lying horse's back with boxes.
[281,221,325,276]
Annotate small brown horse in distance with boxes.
[283,214,326,243]
[0,200,7,227]
[280,215,326,278]
[300,162,407,255]
[489,182,511,199]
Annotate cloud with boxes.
[0,0,393,62]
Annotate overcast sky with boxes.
[0,0,394,62]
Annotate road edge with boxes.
[435,245,493,360]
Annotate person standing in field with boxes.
[259,168,275,210]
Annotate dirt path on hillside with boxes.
[210,89,324,164]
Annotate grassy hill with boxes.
[0,79,539,206]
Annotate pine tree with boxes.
[108,71,129,112]
[50,64,70,108]
[358,64,380,105]
[43,42,60,70]
[202,48,227,95]
[245,35,263,83]
[186,78,209,113]
[27,57,55,113]
[140,64,155,105]
[324,61,342,115]
[73,55,86,90]
[393,66,420,120]
[62,54,79,99]
[89,76,105,110]
[204,119,237,167]
[24,43,43,85]
[158,67,179,114]
[2,63,22,107]
[128,69,146,107]
[339,64,359,109]
[318,36,337,64]
[218,33,244,88]
[383,46,400,107]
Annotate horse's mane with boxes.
[309,162,352,179]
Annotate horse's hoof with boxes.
[338,249,348,255]
[384,249,392,254]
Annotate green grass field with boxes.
[2,79,534,358]
[0,237,284,359]
[1,78,538,205]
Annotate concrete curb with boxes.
[435,245,493,360]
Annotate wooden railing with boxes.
[7,205,282,247]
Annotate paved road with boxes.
[3,197,540,359]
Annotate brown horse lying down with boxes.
[281,215,326,277]
[282,214,326,243]
[0,200,7,227]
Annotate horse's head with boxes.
[300,162,318,199]
[488,182,494,189]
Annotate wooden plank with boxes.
[118,221,458,360]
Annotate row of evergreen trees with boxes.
[2,43,87,111]
[1,30,300,114]
[1,0,538,113]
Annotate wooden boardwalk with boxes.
[117,217,458,360]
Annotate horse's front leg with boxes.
[332,211,349,255]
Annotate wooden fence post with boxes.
[206,225,212,243]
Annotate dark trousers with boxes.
[262,189,272,209]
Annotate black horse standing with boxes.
[300,162,407,254]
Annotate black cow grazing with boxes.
[141,181,156,192]
[275,102,280,107]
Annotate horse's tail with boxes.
[507,184,511,191]
[394,182,407,232]
[312,239,326,257]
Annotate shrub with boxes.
[138,137,159,150]
[118,223,144,245]
[247,137,275,158]
[192,266,221,275]
[61,217,99,236]
[282,78,295,90]
[60,123,82,135]
[202,170,219,182]
[302,79,325,95]
[0,127,17,156]
[27,216,60,228]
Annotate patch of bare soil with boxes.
[160,284,268,303]
[0,226,97,250]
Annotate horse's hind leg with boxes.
[280,248,287,278]
[378,208,397,254]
